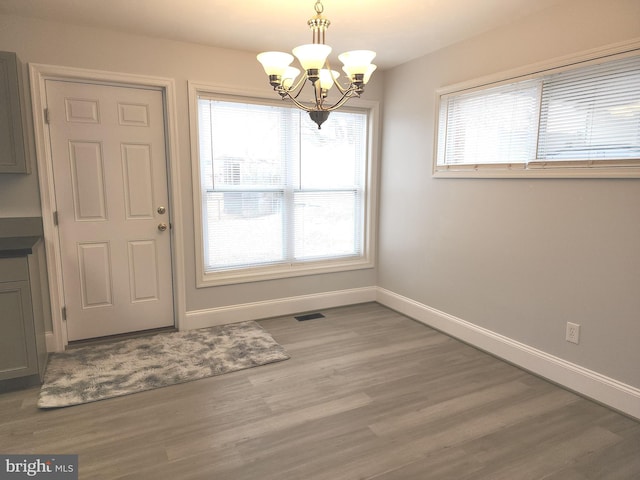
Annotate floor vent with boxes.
[295,312,326,322]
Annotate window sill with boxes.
[196,256,375,288]
[433,163,640,179]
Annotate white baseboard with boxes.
[376,287,640,421]
[184,286,378,330]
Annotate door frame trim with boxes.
[29,64,186,351]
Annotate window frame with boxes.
[433,39,640,178]
[188,82,379,287]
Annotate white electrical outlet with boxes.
[566,322,580,344]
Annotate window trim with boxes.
[188,82,378,287]
[433,38,640,178]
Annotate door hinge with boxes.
[44,108,50,124]
[62,306,67,320]
[53,211,59,226]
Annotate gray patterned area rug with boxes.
[38,321,289,408]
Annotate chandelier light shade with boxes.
[292,44,332,71]
[257,0,377,129]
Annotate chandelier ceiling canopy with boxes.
[257,0,377,129]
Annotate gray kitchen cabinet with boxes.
[0,245,48,382]
[0,51,28,173]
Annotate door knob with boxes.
[157,206,166,214]
[158,223,168,232]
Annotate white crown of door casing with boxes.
[29,63,186,352]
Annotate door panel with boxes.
[46,80,174,341]
[69,141,108,221]
[122,144,154,218]
[77,242,113,308]
[127,240,159,302]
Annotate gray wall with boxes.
[379,0,640,388]
[0,13,380,312]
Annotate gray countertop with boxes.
[0,217,43,258]
[0,235,41,258]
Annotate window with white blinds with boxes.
[435,47,640,177]
[194,94,373,284]
[536,55,640,163]
[437,79,540,166]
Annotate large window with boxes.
[190,88,376,286]
[435,45,640,177]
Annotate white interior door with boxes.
[46,80,174,341]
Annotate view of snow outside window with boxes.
[198,98,367,272]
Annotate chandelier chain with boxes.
[314,0,324,15]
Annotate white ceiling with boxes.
[0,0,570,69]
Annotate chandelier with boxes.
[257,0,377,129]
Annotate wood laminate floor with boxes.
[1,303,639,479]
